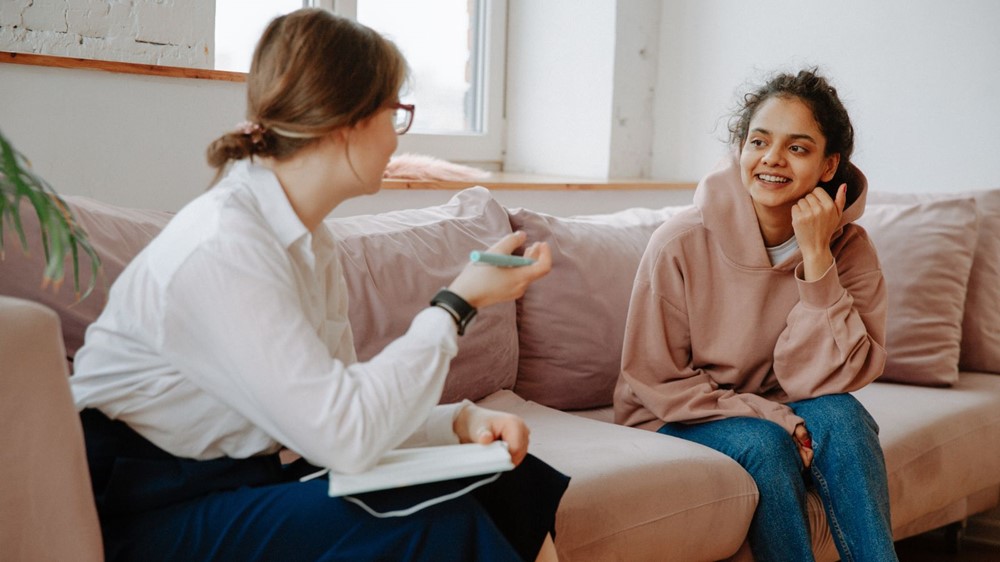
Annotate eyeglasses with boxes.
[391,103,416,135]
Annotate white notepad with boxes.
[326,441,515,497]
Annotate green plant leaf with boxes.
[0,128,102,300]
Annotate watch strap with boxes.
[430,288,478,336]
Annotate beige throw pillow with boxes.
[857,197,980,385]
[868,189,1000,375]
[508,206,689,409]
[327,187,518,404]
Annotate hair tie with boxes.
[237,121,264,136]
[236,121,268,153]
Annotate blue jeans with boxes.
[658,394,897,562]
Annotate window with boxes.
[215,0,506,165]
[215,0,306,73]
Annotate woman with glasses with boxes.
[71,8,566,561]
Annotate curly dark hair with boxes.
[729,68,855,188]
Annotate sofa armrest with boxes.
[0,296,103,561]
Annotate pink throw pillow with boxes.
[0,197,173,359]
[326,187,518,404]
[857,197,980,385]
[868,190,1000,375]
[508,206,690,409]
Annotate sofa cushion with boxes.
[0,196,173,360]
[868,189,1000,375]
[853,374,1000,532]
[508,206,689,409]
[856,198,980,386]
[478,389,757,561]
[326,187,517,404]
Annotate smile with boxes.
[756,173,791,184]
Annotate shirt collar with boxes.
[237,160,309,249]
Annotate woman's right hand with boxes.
[794,423,814,469]
[447,231,552,309]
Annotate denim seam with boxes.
[810,464,854,562]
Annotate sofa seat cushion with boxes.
[570,407,838,561]
[478,390,757,562]
[853,373,1000,532]
[566,377,1000,561]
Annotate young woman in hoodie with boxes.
[614,69,897,561]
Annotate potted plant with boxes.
[0,128,101,300]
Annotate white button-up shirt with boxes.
[72,160,463,474]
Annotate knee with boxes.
[728,421,802,482]
[795,394,881,455]
[796,394,878,436]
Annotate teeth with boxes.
[758,174,790,183]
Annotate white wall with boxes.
[505,0,662,180]
[651,0,1000,193]
[0,60,690,216]
[3,0,998,216]
[0,0,213,68]
[504,0,616,178]
[0,62,244,211]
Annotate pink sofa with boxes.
[2,186,999,561]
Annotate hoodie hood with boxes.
[693,150,868,269]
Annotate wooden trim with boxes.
[0,51,246,82]
[382,173,695,191]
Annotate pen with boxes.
[469,251,536,267]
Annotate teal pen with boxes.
[469,251,536,267]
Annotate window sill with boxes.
[1,51,245,82]
[382,172,695,191]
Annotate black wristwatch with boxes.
[430,288,477,336]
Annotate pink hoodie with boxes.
[614,153,887,434]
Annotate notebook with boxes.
[326,441,515,497]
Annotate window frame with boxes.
[322,0,507,166]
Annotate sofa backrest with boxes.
[0,196,173,358]
[4,186,997,412]
[324,187,518,403]
[0,188,517,403]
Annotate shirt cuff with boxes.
[794,260,846,310]
[424,401,469,445]
[410,306,461,357]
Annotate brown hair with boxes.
[206,8,407,183]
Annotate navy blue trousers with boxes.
[81,410,569,561]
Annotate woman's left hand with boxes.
[794,423,815,469]
[453,403,530,466]
[792,184,847,281]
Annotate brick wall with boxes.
[0,0,214,68]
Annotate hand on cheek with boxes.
[792,184,846,280]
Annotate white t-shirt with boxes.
[766,235,800,266]
[72,160,463,474]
